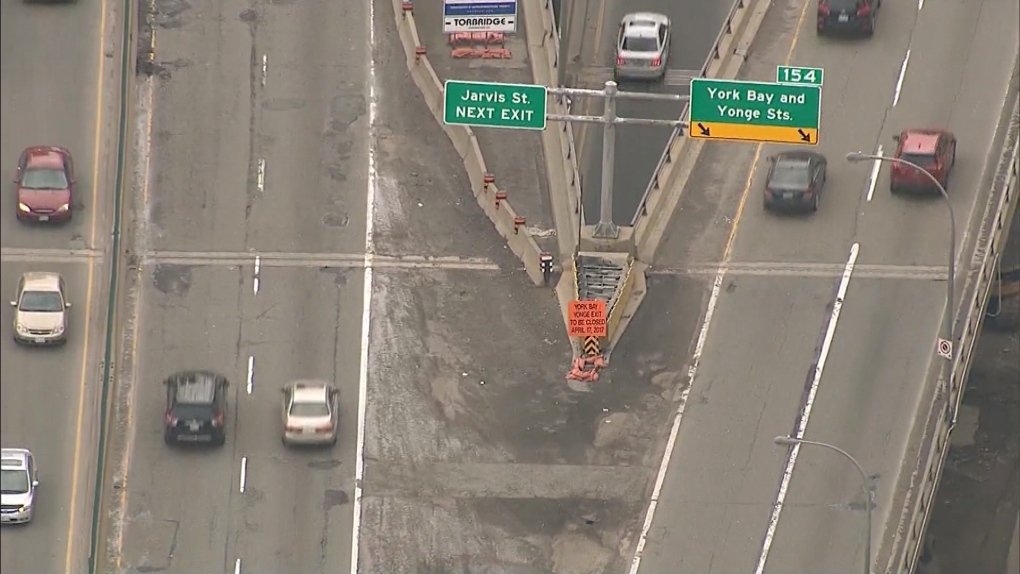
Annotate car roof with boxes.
[23,147,66,169]
[0,449,31,469]
[622,12,668,33]
[21,272,62,292]
[900,131,941,154]
[288,380,332,403]
[168,370,224,403]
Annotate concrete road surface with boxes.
[573,0,733,225]
[109,0,369,572]
[632,0,1020,573]
[0,1,121,573]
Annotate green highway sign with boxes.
[443,80,547,130]
[688,78,822,146]
[776,65,824,86]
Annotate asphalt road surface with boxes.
[632,0,1020,573]
[104,0,731,572]
[0,1,118,573]
[574,0,733,225]
[110,0,369,572]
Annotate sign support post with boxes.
[545,82,689,239]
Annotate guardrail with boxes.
[890,97,1019,574]
[630,0,752,227]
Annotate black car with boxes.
[163,370,229,446]
[817,0,881,37]
[763,151,828,212]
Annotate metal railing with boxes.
[630,0,749,225]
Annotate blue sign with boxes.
[443,0,518,34]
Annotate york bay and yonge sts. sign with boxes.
[443,80,547,130]
[689,78,822,146]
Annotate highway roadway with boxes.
[633,0,1020,573]
[0,1,119,573]
[110,0,369,572]
[573,0,733,225]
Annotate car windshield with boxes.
[0,469,30,494]
[21,168,68,190]
[769,161,811,189]
[18,291,63,312]
[826,0,861,9]
[622,36,658,52]
[899,153,936,167]
[290,401,330,418]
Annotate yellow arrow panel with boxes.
[689,122,819,146]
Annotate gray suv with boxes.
[1,448,39,525]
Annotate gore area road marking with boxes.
[754,242,861,573]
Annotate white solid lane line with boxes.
[351,1,378,572]
[246,355,254,394]
[893,50,911,107]
[239,456,248,493]
[754,242,861,574]
[917,0,924,11]
[866,144,884,202]
[253,255,261,295]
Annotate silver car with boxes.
[11,271,70,345]
[280,380,339,447]
[614,12,671,81]
[1,448,39,525]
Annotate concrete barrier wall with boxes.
[632,0,769,262]
[523,0,584,257]
[390,0,546,285]
[889,98,1019,574]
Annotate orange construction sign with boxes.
[567,299,607,338]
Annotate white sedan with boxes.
[280,380,339,447]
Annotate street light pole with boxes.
[774,435,873,574]
[845,152,957,363]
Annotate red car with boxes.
[15,146,75,222]
[890,129,956,194]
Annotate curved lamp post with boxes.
[845,151,957,363]
[774,435,873,574]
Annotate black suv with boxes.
[817,0,881,37]
[163,370,229,446]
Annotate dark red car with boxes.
[889,129,956,194]
[15,146,75,223]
